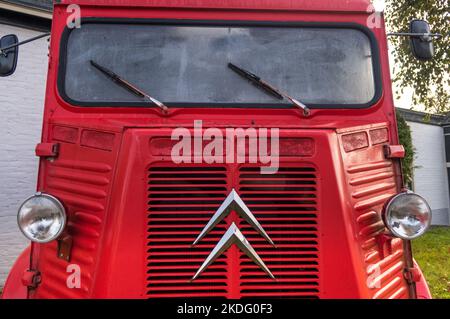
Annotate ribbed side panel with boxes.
[371,239,408,299]
[34,159,111,299]
[347,160,408,299]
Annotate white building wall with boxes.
[0,23,48,285]
[408,121,450,225]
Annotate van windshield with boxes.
[60,22,379,107]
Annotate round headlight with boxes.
[383,192,432,240]
[17,193,66,243]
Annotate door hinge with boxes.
[57,235,73,262]
[22,269,41,289]
[35,142,59,158]
[404,267,422,284]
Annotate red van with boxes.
[0,0,437,299]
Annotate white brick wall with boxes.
[408,121,450,225]
[0,24,48,285]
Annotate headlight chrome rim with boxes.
[383,191,432,240]
[17,192,67,243]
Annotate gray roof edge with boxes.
[1,0,53,12]
[396,107,447,126]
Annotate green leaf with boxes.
[385,0,449,114]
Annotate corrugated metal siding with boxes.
[408,121,450,225]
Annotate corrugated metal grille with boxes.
[238,166,320,298]
[146,165,320,298]
[146,166,229,298]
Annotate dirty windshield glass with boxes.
[61,23,378,107]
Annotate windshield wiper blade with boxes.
[228,63,284,100]
[227,62,310,116]
[90,60,168,113]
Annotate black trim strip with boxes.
[57,18,383,110]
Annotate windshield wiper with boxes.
[228,62,310,116]
[90,60,168,113]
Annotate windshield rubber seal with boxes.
[57,18,383,110]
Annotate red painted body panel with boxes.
[414,260,432,299]
[3,0,430,298]
[1,246,31,299]
[59,0,373,12]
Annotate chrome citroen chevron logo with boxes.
[191,189,276,281]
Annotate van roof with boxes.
[58,0,374,13]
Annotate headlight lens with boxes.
[17,193,66,243]
[383,192,431,240]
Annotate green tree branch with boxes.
[385,0,449,114]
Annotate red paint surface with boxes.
[3,0,428,299]
[1,246,31,299]
[414,260,432,299]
